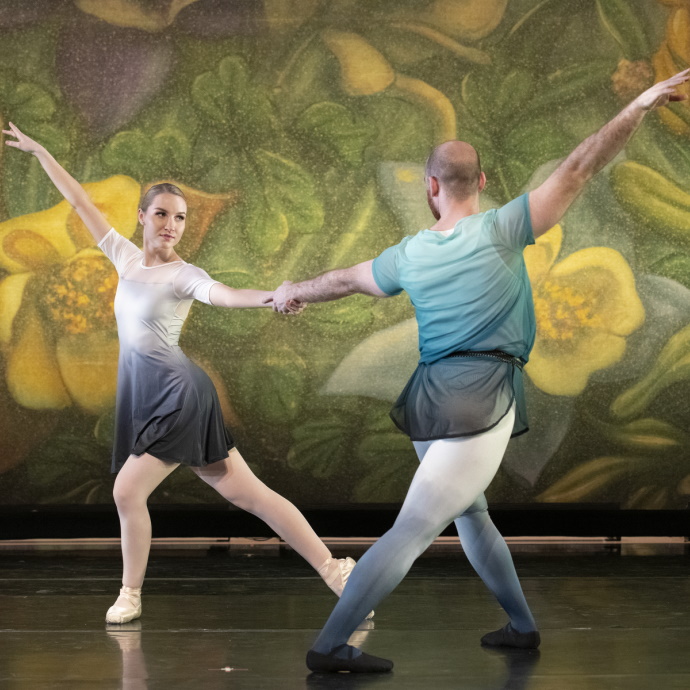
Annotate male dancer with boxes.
[269,70,689,673]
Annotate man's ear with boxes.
[478,171,487,193]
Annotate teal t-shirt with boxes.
[372,194,536,365]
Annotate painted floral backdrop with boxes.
[0,0,688,509]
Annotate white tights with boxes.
[312,405,516,654]
[112,449,332,589]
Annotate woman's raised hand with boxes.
[2,122,44,155]
[4,121,112,242]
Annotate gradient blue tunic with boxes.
[371,194,536,440]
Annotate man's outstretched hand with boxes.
[635,68,689,111]
[263,281,305,314]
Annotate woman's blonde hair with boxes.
[139,183,186,212]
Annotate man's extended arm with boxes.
[529,69,689,237]
[267,260,388,312]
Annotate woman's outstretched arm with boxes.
[3,122,111,243]
[209,283,303,313]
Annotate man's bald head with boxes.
[425,141,482,201]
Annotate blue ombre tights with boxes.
[311,405,537,655]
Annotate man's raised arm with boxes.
[266,260,389,313]
[529,69,689,237]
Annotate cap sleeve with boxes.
[172,264,219,305]
[97,228,141,276]
[490,194,535,252]
[372,242,404,296]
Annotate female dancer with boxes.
[3,122,359,624]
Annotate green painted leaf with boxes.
[603,418,690,452]
[235,344,308,424]
[191,56,276,143]
[611,323,690,419]
[191,70,227,123]
[503,119,573,170]
[611,162,690,244]
[625,120,690,189]
[4,82,55,122]
[353,431,416,502]
[244,197,290,256]
[244,150,324,255]
[323,184,402,268]
[537,456,631,503]
[650,253,690,290]
[495,69,535,114]
[22,123,69,158]
[102,127,192,178]
[94,409,115,448]
[26,435,106,495]
[152,127,192,172]
[101,129,152,176]
[295,102,375,166]
[596,0,651,60]
[364,98,435,161]
[303,296,375,336]
[525,61,613,115]
[288,418,352,478]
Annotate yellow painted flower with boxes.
[652,2,690,135]
[0,176,238,414]
[0,176,139,413]
[524,225,645,396]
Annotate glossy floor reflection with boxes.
[0,552,689,689]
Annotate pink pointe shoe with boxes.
[318,557,374,620]
[105,585,142,624]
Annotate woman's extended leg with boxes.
[190,449,354,595]
[106,453,179,623]
[307,407,515,672]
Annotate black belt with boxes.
[446,349,525,371]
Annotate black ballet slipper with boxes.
[481,623,541,649]
[306,644,393,673]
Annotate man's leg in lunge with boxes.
[307,408,515,672]
[414,439,539,646]
[455,496,539,646]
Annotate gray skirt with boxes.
[389,351,529,442]
[111,347,234,473]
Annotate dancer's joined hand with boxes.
[264,281,304,314]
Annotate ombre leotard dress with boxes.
[99,228,234,473]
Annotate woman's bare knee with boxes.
[112,481,147,513]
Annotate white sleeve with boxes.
[97,228,141,275]
[173,263,220,305]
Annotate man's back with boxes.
[373,194,536,364]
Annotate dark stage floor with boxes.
[0,551,688,689]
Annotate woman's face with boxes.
[138,193,187,250]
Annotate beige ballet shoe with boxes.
[318,557,374,620]
[105,585,142,624]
